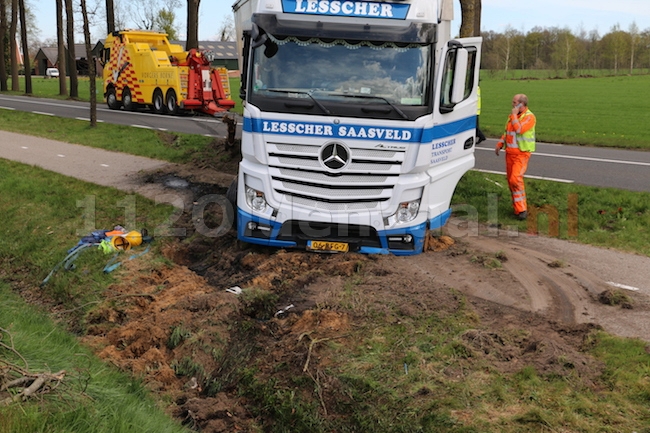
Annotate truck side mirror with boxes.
[250,23,268,48]
[451,47,468,104]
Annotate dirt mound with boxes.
[66,160,650,431]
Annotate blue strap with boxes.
[41,243,94,286]
[103,245,151,273]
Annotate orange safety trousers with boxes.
[505,147,531,214]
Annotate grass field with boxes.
[479,74,650,149]
[0,160,186,433]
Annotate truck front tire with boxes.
[226,179,238,230]
[106,87,121,110]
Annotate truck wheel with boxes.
[106,87,121,110]
[122,87,135,111]
[226,179,238,230]
[166,89,179,115]
[152,89,166,114]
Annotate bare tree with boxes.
[0,0,8,91]
[18,0,31,94]
[186,0,200,50]
[10,0,18,91]
[81,0,96,126]
[216,15,235,41]
[629,22,639,74]
[65,0,78,98]
[56,0,67,95]
[106,0,115,34]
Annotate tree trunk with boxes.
[106,0,115,35]
[10,0,19,91]
[18,0,31,94]
[56,0,67,95]
[0,0,8,91]
[81,0,96,126]
[459,0,481,38]
[186,0,200,50]
[65,0,78,98]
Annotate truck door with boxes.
[433,37,482,150]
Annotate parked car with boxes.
[45,68,59,78]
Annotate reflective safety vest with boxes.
[503,109,536,152]
[477,86,481,115]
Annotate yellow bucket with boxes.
[124,230,143,247]
[110,235,131,251]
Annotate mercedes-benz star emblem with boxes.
[320,142,350,171]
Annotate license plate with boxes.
[307,240,349,253]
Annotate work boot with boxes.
[517,211,528,220]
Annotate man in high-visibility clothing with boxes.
[495,94,536,220]
[476,86,486,144]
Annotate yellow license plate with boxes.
[307,240,349,253]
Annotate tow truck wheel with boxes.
[122,87,135,111]
[106,87,121,110]
[152,89,166,114]
[166,89,179,115]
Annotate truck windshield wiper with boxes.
[329,93,408,120]
[264,89,331,115]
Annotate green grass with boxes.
[0,160,186,432]
[479,74,650,149]
[451,170,650,256]
[0,109,214,163]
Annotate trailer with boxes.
[102,30,235,116]
[230,0,482,255]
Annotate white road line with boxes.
[472,168,574,184]
[75,117,105,122]
[0,106,16,110]
[32,111,55,116]
[131,124,152,129]
[100,164,110,167]
[57,154,65,158]
[476,147,650,167]
[21,146,28,149]
[607,281,640,291]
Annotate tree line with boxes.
[480,24,650,76]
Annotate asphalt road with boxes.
[2,94,649,192]
[0,94,238,139]
[476,139,650,192]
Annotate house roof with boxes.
[35,42,105,64]
[171,40,238,60]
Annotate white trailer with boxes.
[230,0,481,255]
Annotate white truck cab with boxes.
[231,0,481,255]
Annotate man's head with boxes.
[512,94,528,113]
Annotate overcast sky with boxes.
[27,0,650,43]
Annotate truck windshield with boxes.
[249,36,432,119]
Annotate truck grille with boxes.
[268,142,405,206]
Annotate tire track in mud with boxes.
[406,229,650,342]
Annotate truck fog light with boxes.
[396,200,420,223]
[245,187,267,212]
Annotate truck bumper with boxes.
[236,208,452,256]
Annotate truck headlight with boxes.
[384,200,420,226]
[245,187,267,212]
